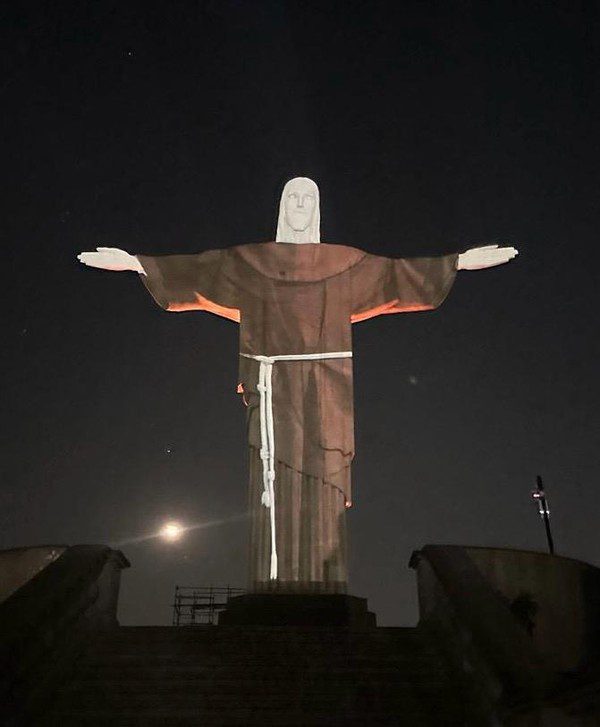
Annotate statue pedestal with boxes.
[218,593,376,629]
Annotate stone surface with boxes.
[218,593,376,629]
[414,545,600,674]
[0,545,66,603]
[466,546,600,673]
[411,545,600,724]
[1,545,131,725]
[45,624,465,725]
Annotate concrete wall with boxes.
[0,545,67,604]
[465,547,600,672]
[412,545,600,723]
[83,549,130,628]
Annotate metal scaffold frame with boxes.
[172,585,245,625]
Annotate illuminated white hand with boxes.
[457,244,519,271]
[77,247,146,275]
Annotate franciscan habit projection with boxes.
[78,176,518,594]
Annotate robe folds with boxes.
[138,242,457,592]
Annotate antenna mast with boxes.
[531,475,554,555]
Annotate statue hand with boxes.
[77,247,146,275]
[457,244,519,271]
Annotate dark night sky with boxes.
[2,1,599,626]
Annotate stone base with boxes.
[218,593,377,629]
[250,579,347,594]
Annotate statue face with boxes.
[283,178,317,232]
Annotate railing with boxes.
[172,585,245,625]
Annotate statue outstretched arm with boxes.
[349,243,519,322]
[77,245,239,320]
[350,252,458,321]
[77,247,146,275]
[78,245,240,321]
[457,244,518,270]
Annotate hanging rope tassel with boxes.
[241,351,352,581]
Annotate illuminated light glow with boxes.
[351,299,433,323]
[160,522,184,541]
[110,512,249,548]
[167,293,240,321]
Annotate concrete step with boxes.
[51,680,455,706]
[78,634,444,655]
[89,639,435,652]
[95,625,423,638]
[88,634,431,648]
[48,697,460,725]
[85,629,439,660]
[78,646,442,661]
[91,626,426,646]
[44,626,464,725]
[67,664,448,682]
[85,644,435,658]
[82,651,441,667]
[50,694,454,717]
[56,674,451,697]
[80,648,440,666]
[44,707,453,727]
[70,660,448,682]
[103,624,419,633]
[52,697,453,712]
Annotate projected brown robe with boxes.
[138,242,457,593]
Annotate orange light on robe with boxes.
[166,293,434,325]
[166,292,433,325]
[167,292,241,322]
[351,299,435,323]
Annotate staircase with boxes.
[45,625,464,726]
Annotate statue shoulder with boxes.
[231,241,367,282]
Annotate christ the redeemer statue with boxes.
[78,177,517,594]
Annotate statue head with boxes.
[276,176,320,244]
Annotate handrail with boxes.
[0,544,129,724]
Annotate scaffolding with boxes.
[171,585,245,625]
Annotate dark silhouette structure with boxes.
[3,544,600,724]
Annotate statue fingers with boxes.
[78,252,118,269]
[497,246,518,257]
[78,259,101,269]
[485,248,515,259]
[483,249,518,265]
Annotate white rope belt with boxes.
[240,351,353,580]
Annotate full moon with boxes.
[160,521,184,541]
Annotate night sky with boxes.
[3,1,599,626]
